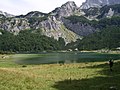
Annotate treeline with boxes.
[65,16,120,50]
[0,30,65,53]
[66,16,120,28]
[66,26,120,50]
[66,16,90,24]
[77,26,120,50]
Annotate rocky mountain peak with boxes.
[0,10,14,17]
[50,1,78,18]
[80,0,120,9]
[61,1,77,8]
[24,11,47,18]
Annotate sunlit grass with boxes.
[0,54,120,90]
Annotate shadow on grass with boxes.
[53,61,120,90]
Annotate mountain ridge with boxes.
[0,10,14,17]
[0,1,82,43]
[80,0,120,9]
[0,0,120,43]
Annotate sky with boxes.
[0,0,86,15]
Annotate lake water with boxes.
[13,52,120,65]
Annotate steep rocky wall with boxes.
[80,0,120,9]
[62,18,96,36]
[0,18,30,34]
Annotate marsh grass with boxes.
[0,54,120,90]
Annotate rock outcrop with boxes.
[80,0,120,9]
[83,4,120,19]
[62,18,96,36]
[24,11,47,18]
[0,11,14,17]
[50,1,78,18]
[30,15,80,43]
[0,1,83,43]
[0,18,30,34]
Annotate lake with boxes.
[13,52,120,65]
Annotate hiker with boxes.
[109,59,114,71]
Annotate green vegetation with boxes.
[76,26,120,50]
[28,16,48,25]
[67,26,120,51]
[0,54,120,90]
[66,16,120,50]
[0,29,65,53]
[84,7,100,17]
[58,37,65,50]
[66,15,120,28]
[66,15,90,24]
[98,4,120,18]
[97,16,120,28]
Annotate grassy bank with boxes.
[0,54,120,90]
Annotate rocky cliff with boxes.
[0,18,30,34]
[83,4,120,19]
[62,17,96,36]
[80,0,120,9]
[50,1,80,18]
[0,2,82,43]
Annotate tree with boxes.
[58,37,65,50]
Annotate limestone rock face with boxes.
[0,1,82,43]
[82,4,120,20]
[62,18,96,36]
[27,15,80,43]
[0,18,30,34]
[80,0,120,9]
[24,11,47,18]
[50,1,79,18]
[0,12,80,43]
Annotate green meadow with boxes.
[0,54,120,90]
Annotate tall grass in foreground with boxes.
[0,55,120,90]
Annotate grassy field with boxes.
[0,54,120,90]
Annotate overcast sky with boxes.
[0,0,86,15]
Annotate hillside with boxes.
[65,16,120,50]
[0,1,82,43]
[0,0,120,52]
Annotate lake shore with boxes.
[80,50,120,54]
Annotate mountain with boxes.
[0,2,81,43]
[15,11,47,18]
[0,11,14,18]
[62,16,96,36]
[80,0,120,9]
[83,4,120,19]
[0,1,120,44]
[63,3,120,37]
[49,1,84,18]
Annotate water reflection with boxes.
[14,52,120,65]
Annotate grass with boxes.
[0,54,120,90]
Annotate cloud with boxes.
[0,0,28,14]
